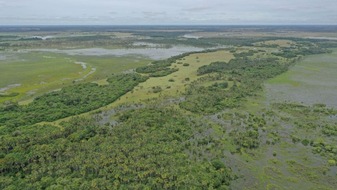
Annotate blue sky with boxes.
[0,0,336,25]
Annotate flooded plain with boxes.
[0,84,21,93]
[0,54,6,60]
[22,46,204,60]
[265,50,337,108]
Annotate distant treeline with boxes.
[136,49,223,77]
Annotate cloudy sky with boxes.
[0,0,336,25]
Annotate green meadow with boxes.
[0,52,82,102]
[0,52,150,103]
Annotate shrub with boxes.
[152,86,162,93]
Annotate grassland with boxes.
[0,52,84,103]
[71,55,150,81]
[0,52,150,104]
[255,39,295,47]
[113,50,233,104]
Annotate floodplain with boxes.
[1,26,337,189]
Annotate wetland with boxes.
[1,25,337,190]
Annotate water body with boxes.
[75,67,96,82]
[306,37,337,41]
[74,61,87,69]
[0,54,6,60]
[29,36,55,40]
[183,34,201,39]
[0,84,21,92]
[132,42,162,48]
[24,46,204,60]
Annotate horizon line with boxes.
[1,24,337,27]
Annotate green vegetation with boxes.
[0,92,20,98]
[0,53,83,103]
[272,45,331,58]
[1,34,134,49]
[1,26,337,189]
[230,113,266,150]
[0,73,148,128]
[0,52,150,104]
[74,55,151,80]
[0,107,234,189]
[136,51,201,77]
[271,103,337,166]
[180,55,289,113]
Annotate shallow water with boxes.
[0,84,21,92]
[74,67,96,82]
[25,46,204,60]
[132,42,161,48]
[306,37,337,41]
[74,61,87,69]
[29,36,55,40]
[265,53,337,108]
[265,83,337,108]
[183,34,200,39]
[0,54,5,60]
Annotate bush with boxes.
[152,86,162,93]
[301,139,310,146]
[328,159,336,166]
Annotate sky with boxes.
[0,0,336,25]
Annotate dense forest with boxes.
[1,108,235,189]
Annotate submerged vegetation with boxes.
[1,26,337,189]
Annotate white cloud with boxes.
[0,0,336,25]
